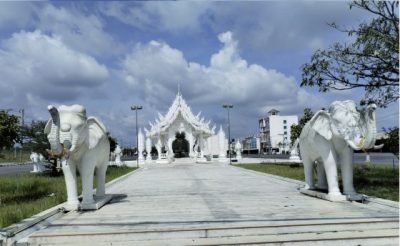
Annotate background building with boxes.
[259,109,298,154]
[241,135,261,154]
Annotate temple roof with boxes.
[147,92,215,137]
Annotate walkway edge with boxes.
[231,164,399,211]
[0,167,142,246]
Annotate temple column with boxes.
[187,129,194,158]
[168,135,174,158]
[156,137,162,160]
[199,133,204,158]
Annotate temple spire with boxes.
[177,82,181,95]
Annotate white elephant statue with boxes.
[299,100,382,201]
[44,104,110,210]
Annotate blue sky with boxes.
[0,1,398,147]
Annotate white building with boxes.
[259,109,298,154]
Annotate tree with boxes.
[301,0,399,107]
[382,127,399,159]
[0,110,20,154]
[20,120,50,156]
[290,108,314,144]
[107,133,117,153]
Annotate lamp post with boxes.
[222,104,233,165]
[130,105,142,168]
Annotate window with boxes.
[284,131,287,135]
[283,126,287,129]
[283,120,287,124]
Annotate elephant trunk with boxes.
[47,105,63,156]
[362,103,378,150]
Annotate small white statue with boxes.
[114,145,123,166]
[45,105,110,210]
[235,140,242,161]
[30,152,40,173]
[289,139,300,161]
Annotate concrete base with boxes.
[196,157,210,164]
[156,158,170,164]
[218,157,228,163]
[300,188,347,202]
[345,193,365,202]
[289,155,300,160]
[79,194,113,210]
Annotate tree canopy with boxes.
[290,108,314,144]
[20,120,50,156]
[301,0,399,107]
[0,110,20,152]
[382,127,399,158]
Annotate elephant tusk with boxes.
[373,144,384,150]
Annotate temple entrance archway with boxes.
[172,132,189,158]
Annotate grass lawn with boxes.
[236,163,399,202]
[0,149,31,164]
[0,166,136,228]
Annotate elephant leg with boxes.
[316,161,328,190]
[323,151,346,201]
[61,160,79,210]
[302,156,315,190]
[95,163,107,198]
[80,164,95,205]
[340,148,357,195]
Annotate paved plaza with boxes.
[20,160,399,245]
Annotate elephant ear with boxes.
[309,110,332,140]
[87,117,107,150]
[44,119,52,135]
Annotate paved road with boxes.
[244,152,398,165]
[0,163,33,175]
[23,161,398,245]
[1,152,397,176]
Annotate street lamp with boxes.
[222,104,233,165]
[130,105,142,168]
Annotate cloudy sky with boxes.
[0,1,398,147]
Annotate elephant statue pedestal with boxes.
[299,187,366,202]
[80,194,113,210]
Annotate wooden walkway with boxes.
[21,162,399,245]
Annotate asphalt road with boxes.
[0,163,33,176]
[0,152,397,176]
[239,152,398,165]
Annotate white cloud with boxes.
[0,30,109,104]
[121,31,325,119]
[0,2,37,30]
[98,1,211,33]
[36,4,123,57]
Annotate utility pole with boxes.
[222,104,233,165]
[130,105,142,168]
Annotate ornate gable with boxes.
[148,92,215,137]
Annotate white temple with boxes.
[143,91,227,164]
